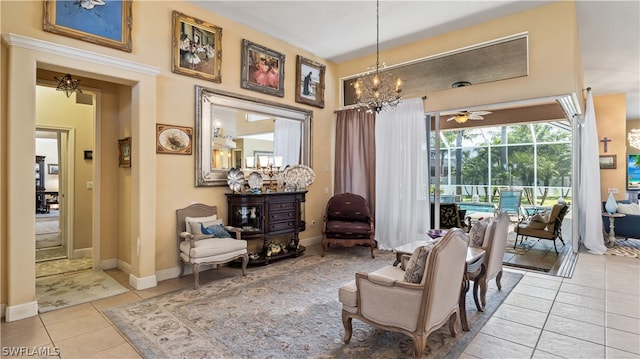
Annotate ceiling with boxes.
[192,1,639,120]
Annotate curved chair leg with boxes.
[193,263,201,290]
[179,261,185,278]
[412,335,428,359]
[479,278,488,308]
[495,270,503,291]
[472,279,483,312]
[369,240,375,258]
[448,312,458,337]
[341,311,353,344]
[241,253,248,276]
[321,238,328,257]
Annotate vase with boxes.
[605,193,618,214]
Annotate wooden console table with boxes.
[226,191,306,264]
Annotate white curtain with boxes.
[577,90,607,254]
[274,118,301,167]
[375,98,429,249]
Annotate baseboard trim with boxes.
[129,273,157,290]
[4,301,38,322]
[100,258,118,270]
[301,235,322,246]
[73,247,92,259]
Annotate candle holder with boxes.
[258,155,283,191]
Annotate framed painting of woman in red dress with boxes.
[241,39,285,97]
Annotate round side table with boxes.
[602,212,626,246]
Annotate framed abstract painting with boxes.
[43,0,133,52]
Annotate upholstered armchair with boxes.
[338,229,469,357]
[176,203,248,289]
[514,203,568,254]
[322,193,376,258]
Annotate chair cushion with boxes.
[617,203,640,215]
[403,241,437,284]
[200,223,232,238]
[468,217,490,247]
[324,220,371,238]
[326,194,371,222]
[180,237,247,259]
[185,214,222,234]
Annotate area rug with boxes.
[37,270,129,313]
[36,257,93,278]
[606,238,640,258]
[36,216,62,248]
[105,247,522,359]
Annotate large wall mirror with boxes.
[195,86,313,187]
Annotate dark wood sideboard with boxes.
[226,191,306,264]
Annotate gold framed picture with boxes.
[156,124,193,155]
[295,55,325,108]
[172,11,222,83]
[43,0,133,52]
[118,137,131,168]
[599,154,617,169]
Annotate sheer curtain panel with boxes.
[375,98,429,249]
[274,118,301,167]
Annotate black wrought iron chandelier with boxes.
[353,0,403,113]
[55,74,82,98]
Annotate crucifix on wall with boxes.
[600,137,612,153]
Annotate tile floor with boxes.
[2,246,639,359]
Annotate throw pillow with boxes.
[617,203,640,215]
[403,241,437,284]
[468,217,490,248]
[200,223,232,238]
[185,214,220,234]
[526,212,549,230]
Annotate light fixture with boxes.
[454,114,469,124]
[629,129,640,150]
[55,74,82,98]
[353,0,402,113]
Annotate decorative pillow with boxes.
[526,213,549,230]
[200,223,232,238]
[468,217,490,248]
[617,203,640,215]
[403,241,437,284]
[185,214,220,234]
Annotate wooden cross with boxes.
[600,137,612,153]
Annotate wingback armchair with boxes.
[322,193,376,258]
[176,203,248,289]
[338,229,469,357]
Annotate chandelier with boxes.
[55,74,82,98]
[629,129,640,150]
[353,0,403,113]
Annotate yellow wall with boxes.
[2,0,622,316]
[595,94,627,200]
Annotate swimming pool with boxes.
[456,202,497,213]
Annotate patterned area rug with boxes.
[606,238,640,258]
[36,216,62,248]
[105,247,522,358]
[37,270,129,313]
[36,257,93,278]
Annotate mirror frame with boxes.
[195,86,313,187]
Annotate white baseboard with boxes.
[117,260,132,274]
[129,273,157,290]
[73,247,92,259]
[301,235,322,246]
[4,301,38,322]
[156,266,181,282]
[100,258,118,270]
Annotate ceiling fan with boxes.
[446,110,492,124]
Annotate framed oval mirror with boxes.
[195,86,313,187]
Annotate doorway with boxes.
[35,85,95,278]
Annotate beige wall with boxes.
[595,94,628,200]
[1,0,617,315]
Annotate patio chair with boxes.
[496,189,523,222]
[514,203,569,254]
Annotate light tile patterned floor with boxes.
[2,247,639,358]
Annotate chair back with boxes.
[547,203,568,234]
[176,203,218,237]
[430,203,462,229]
[483,211,509,281]
[498,189,522,219]
[421,229,468,331]
[325,193,371,223]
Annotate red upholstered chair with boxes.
[321,193,376,258]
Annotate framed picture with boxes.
[84,150,93,160]
[118,137,131,168]
[171,11,222,83]
[599,155,617,169]
[156,124,193,155]
[48,164,59,175]
[43,0,133,52]
[241,39,285,97]
[295,55,325,108]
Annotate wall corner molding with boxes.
[4,301,38,322]
[2,33,160,77]
[129,273,157,290]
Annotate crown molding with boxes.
[2,33,160,77]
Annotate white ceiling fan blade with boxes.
[471,111,492,116]
[468,116,484,120]
[446,116,457,121]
